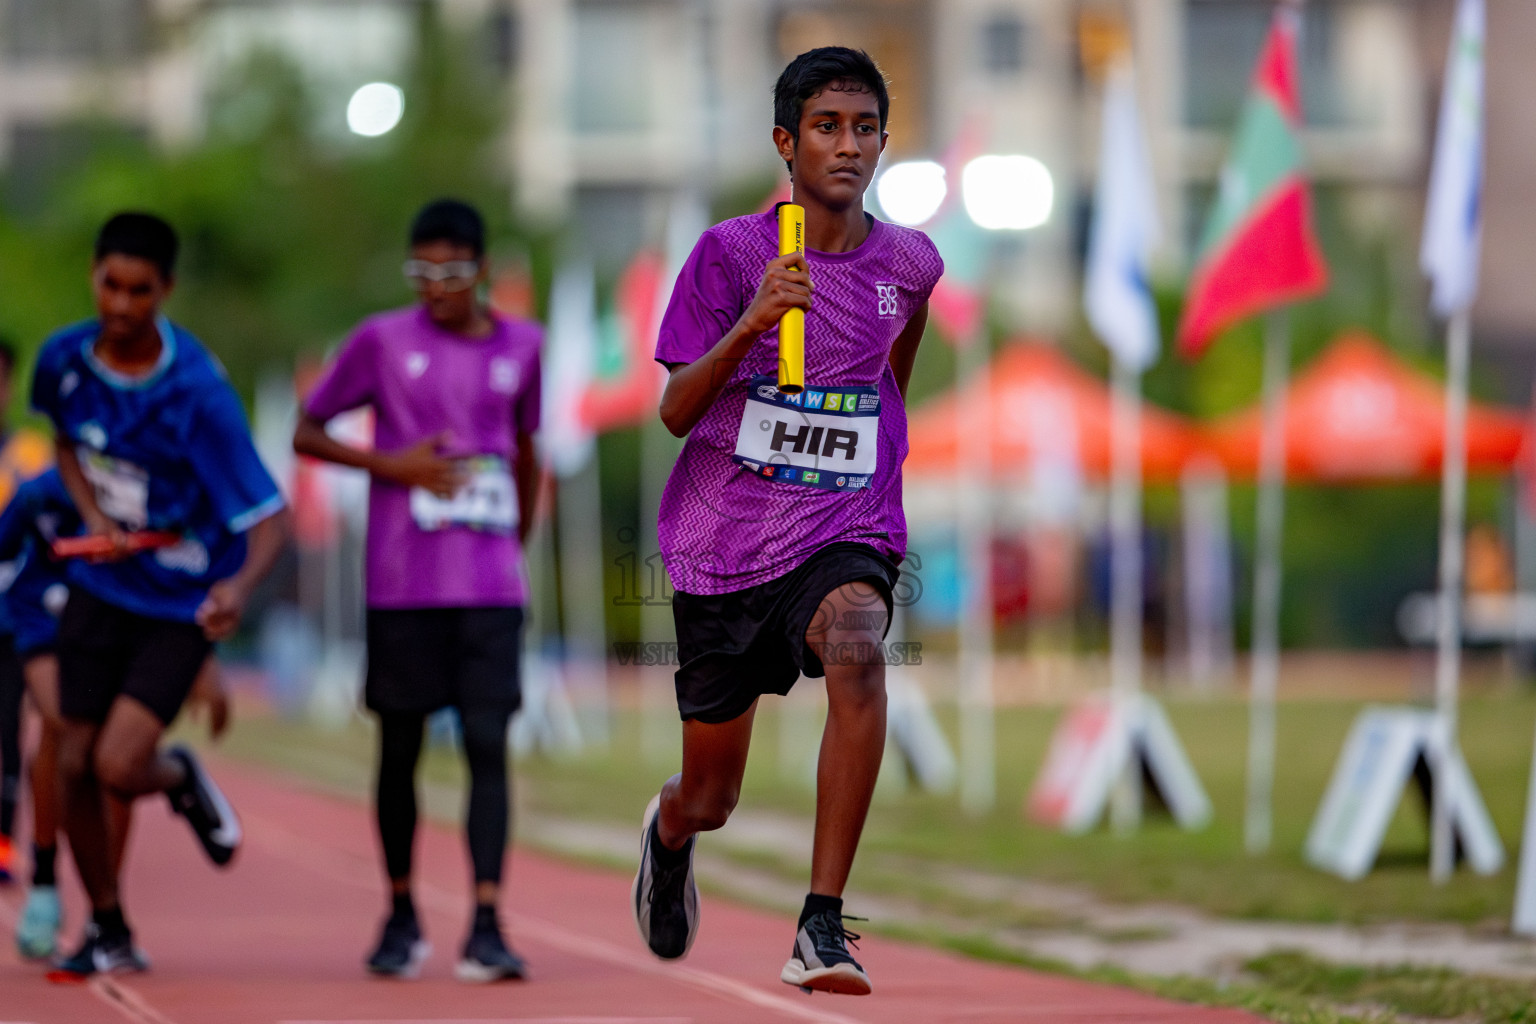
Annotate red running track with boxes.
[0,758,1265,1024]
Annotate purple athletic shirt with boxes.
[654,211,943,595]
[305,306,542,608]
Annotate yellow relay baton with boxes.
[777,202,805,394]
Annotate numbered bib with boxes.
[410,456,518,534]
[731,376,879,491]
[81,450,150,530]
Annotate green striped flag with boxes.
[1177,7,1328,358]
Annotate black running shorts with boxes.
[671,541,900,724]
[57,588,213,726]
[364,606,524,715]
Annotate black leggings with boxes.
[0,641,23,838]
[376,708,513,886]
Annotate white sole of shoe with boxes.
[780,958,872,996]
[453,957,525,983]
[631,794,661,949]
[370,939,431,980]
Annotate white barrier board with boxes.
[1511,718,1536,935]
[1306,706,1503,880]
[1028,694,1211,833]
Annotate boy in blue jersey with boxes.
[1,469,228,960]
[31,212,291,975]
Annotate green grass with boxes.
[216,690,1536,927]
[1243,951,1536,1023]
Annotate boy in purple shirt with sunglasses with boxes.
[295,199,541,983]
[631,48,943,995]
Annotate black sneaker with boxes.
[631,794,698,960]
[366,914,430,978]
[53,924,150,977]
[780,911,870,995]
[455,927,527,983]
[165,745,241,867]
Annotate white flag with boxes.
[1085,62,1161,372]
[540,262,597,477]
[1420,0,1484,318]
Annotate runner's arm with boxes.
[293,412,459,497]
[195,505,292,642]
[55,440,121,540]
[514,429,539,547]
[887,301,930,403]
[659,252,813,437]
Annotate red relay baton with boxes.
[51,531,181,560]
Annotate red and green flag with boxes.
[1177,8,1328,358]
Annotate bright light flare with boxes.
[347,82,405,137]
[875,160,948,226]
[961,154,1053,230]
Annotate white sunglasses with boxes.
[403,259,481,291]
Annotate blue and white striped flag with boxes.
[1085,61,1161,372]
[1420,0,1484,318]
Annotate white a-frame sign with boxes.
[1028,693,1212,833]
[1306,706,1503,880]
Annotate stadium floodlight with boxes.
[347,83,405,137]
[875,160,948,226]
[961,154,1053,231]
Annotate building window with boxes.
[981,13,1027,76]
[1183,0,1345,129]
[573,3,652,134]
[1,0,151,61]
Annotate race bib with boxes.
[410,456,518,534]
[81,450,150,530]
[732,376,879,491]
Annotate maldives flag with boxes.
[1177,8,1328,358]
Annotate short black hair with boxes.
[410,199,485,258]
[95,212,178,280]
[773,46,889,163]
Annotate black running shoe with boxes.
[366,914,430,978]
[165,745,241,867]
[54,924,150,977]
[780,911,871,995]
[455,927,527,983]
[631,794,698,960]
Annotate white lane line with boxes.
[0,862,179,1024]
[279,1019,693,1023]
[90,976,180,1024]
[248,813,862,1024]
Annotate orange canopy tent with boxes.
[904,342,1203,483]
[1204,333,1528,481]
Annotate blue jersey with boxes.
[30,317,285,622]
[0,470,80,655]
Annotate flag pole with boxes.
[1108,352,1144,833]
[1245,308,1290,854]
[1431,306,1471,882]
[957,322,996,814]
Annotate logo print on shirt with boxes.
[406,353,429,379]
[490,357,519,394]
[79,422,107,450]
[824,393,843,412]
[876,283,900,317]
[61,371,80,397]
[804,391,824,409]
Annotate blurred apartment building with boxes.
[2,0,1532,375]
